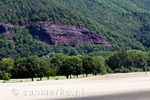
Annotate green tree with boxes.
[106,50,130,70]
[26,56,49,81]
[50,53,68,75]
[106,50,148,73]
[13,57,29,78]
[35,57,50,81]
[47,68,57,80]
[61,57,74,79]
[13,56,49,81]
[70,56,83,78]
[129,51,148,72]
[93,56,107,75]
[80,56,94,77]
[0,58,14,80]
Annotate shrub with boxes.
[129,67,143,72]
[2,73,10,81]
[114,66,130,73]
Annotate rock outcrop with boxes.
[28,22,111,47]
[0,22,111,47]
[0,24,13,40]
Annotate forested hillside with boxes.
[0,0,150,59]
[56,0,150,49]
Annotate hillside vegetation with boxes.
[0,0,150,58]
[56,0,150,49]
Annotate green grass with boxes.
[0,74,94,83]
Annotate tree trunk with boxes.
[70,75,72,78]
[40,77,42,81]
[66,75,69,79]
[32,78,34,81]
[86,74,88,77]
[47,76,50,80]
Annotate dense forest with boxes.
[0,0,150,59]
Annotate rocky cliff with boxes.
[28,22,111,47]
[0,22,111,47]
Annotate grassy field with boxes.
[0,74,94,83]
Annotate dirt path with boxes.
[0,72,150,100]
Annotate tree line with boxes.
[0,50,150,81]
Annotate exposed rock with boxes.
[0,24,13,40]
[0,22,111,47]
[28,22,111,47]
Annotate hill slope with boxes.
[55,0,150,49]
[0,0,150,58]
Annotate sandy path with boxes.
[0,72,150,100]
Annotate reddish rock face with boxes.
[28,22,111,47]
[0,22,111,47]
[0,24,13,40]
